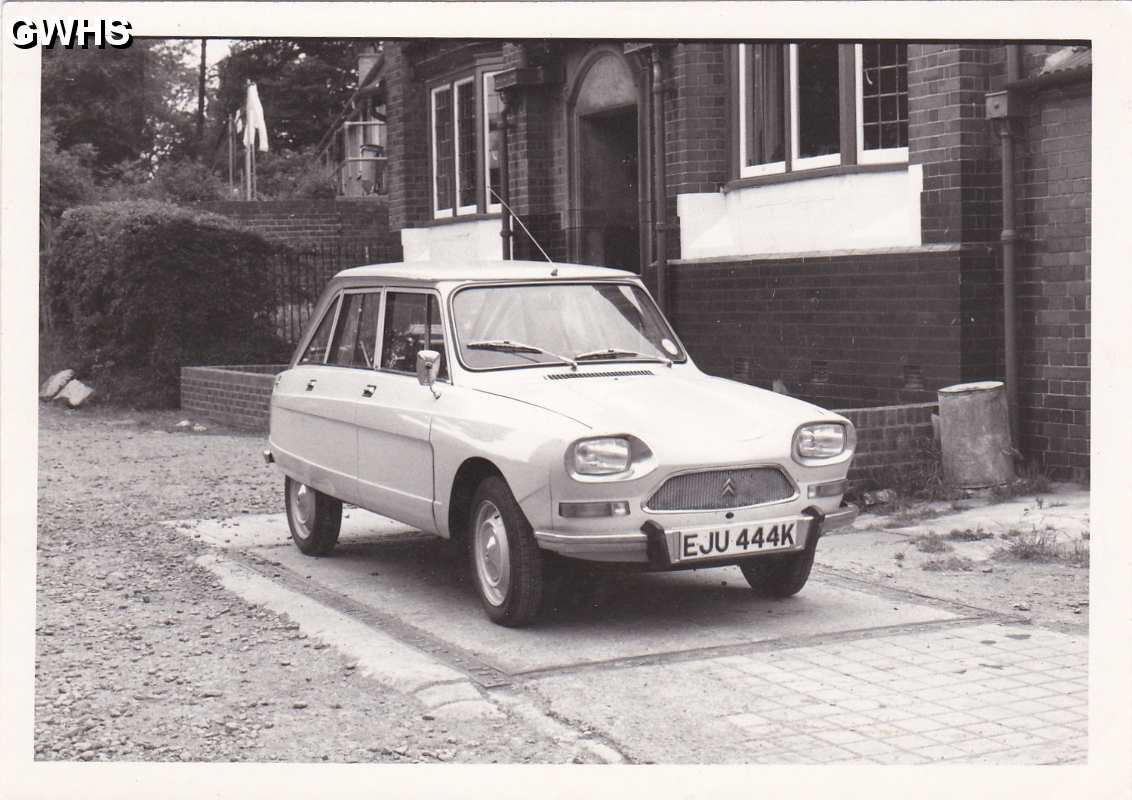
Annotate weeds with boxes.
[881,508,948,529]
[946,527,994,542]
[922,556,975,572]
[995,526,1091,566]
[990,462,1054,501]
[912,533,953,553]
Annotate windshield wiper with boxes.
[467,339,578,370]
[574,347,673,367]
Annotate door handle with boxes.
[305,379,317,392]
[362,384,377,398]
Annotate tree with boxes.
[41,40,198,176]
[212,40,360,153]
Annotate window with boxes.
[735,41,909,178]
[429,69,503,218]
[792,42,841,168]
[381,292,448,379]
[738,44,786,177]
[328,291,381,368]
[484,71,502,212]
[298,297,341,365]
[856,42,909,164]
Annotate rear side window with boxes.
[298,297,340,365]
[328,291,381,368]
[381,292,447,380]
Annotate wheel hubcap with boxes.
[291,481,316,535]
[474,501,510,607]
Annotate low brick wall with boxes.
[180,364,287,432]
[180,364,939,489]
[835,402,938,489]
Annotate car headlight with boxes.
[566,435,656,481]
[793,423,854,461]
[572,437,631,475]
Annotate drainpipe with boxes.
[498,89,513,260]
[1000,45,1022,447]
[650,47,669,315]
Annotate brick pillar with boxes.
[664,44,730,262]
[908,45,1004,245]
[499,43,568,262]
[384,43,430,233]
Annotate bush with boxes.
[43,201,289,407]
[105,158,235,204]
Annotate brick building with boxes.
[372,40,1090,481]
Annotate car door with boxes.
[354,289,447,533]
[272,288,382,505]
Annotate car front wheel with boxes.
[284,476,342,556]
[469,476,544,627]
[738,529,818,598]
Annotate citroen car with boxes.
[265,260,857,627]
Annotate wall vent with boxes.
[903,365,924,390]
[811,360,830,384]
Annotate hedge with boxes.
[43,201,289,408]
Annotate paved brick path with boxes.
[524,620,1087,765]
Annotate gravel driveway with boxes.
[35,404,583,763]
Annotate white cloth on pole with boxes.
[243,82,269,152]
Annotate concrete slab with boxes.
[172,512,965,675]
[163,508,417,549]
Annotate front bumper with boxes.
[534,502,858,565]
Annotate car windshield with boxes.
[452,282,686,370]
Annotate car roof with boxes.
[333,259,638,284]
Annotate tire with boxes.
[284,476,342,556]
[738,527,819,598]
[468,475,544,627]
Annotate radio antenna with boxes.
[489,187,555,268]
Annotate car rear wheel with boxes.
[469,476,544,627]
[738,530,818,598]
[285,476,342,556]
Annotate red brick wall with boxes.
[668,247,999,409]
[197,199,397,255]
[384,42,432,233]
[180,365,287,432]
[908,44,1004,245]
[1014,80,1091,481]
[836,402,938,489]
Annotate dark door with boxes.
[578,107,640,272]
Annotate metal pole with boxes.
[244,136,252,200]
[1001,45,1022,448]
[227,114,234,188]
[498,90,513,260]
[650,48,669,315]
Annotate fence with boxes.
[267,237,394,346]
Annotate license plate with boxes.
[675,519,800,562]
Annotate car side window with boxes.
[381,292,448,380]
[298,296,340,365]
[328,291,381,368]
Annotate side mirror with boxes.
[416,350,441,388]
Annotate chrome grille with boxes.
[645,467,796,512]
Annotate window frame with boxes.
[325,289,385,370]
[854,43,910,166]
[789,42,843,172]
[428,64,504,221]
[483,69,502,214]
[736,43,787,179]
[733,41,910,183]
[296,293,344,367]
[376,287,451,383]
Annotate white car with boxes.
[266,260,857,626]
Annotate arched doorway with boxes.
[567,51,642,272]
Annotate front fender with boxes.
[429,387,589,537]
